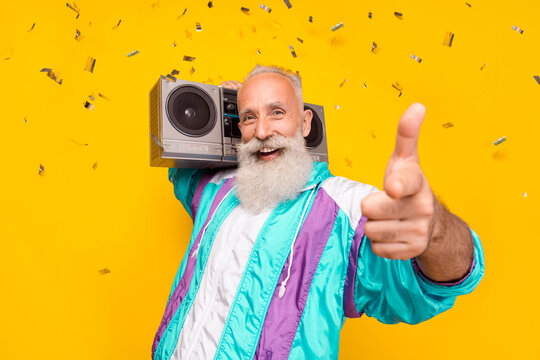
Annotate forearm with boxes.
[414,196,475,282]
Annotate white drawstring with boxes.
[279,186,317,299]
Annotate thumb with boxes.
[393,103,426,159]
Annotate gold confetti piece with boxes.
[339,79,347,87]
[39,164,45,176]
[112,19,121,29]
[75,29,82,41]
[28,23,36,31]
[392,82,403,96]
[331,22,344,31]
[66,2,80,15]
[98,268,111,275]
[534,76,540,85]
[465,2,472,7]
[480,62,487,70]
[289,45,297,58]
[171,69,179,76]
[442,122,454,128]
[283,0,292,9]
[98,93,110,101]
[368,12,373,19]
[345,157,352,167]
[512,25,524,34]
[71,139,88,146]
[394,12,403,19]
[196,22,202,32]
[165,74,176,82]
[241,7,250,14]
[410,54,422,63]
[371,42,380,54]
[185,30,192,39]
[189,67,195,74]
[272,21,282,29]
[297,37,303,44]
[92,162,98,170]
[260,4,272,13]
[84,56,96,73]
[183,55,196,61]
[208,1,213,8]
[41,69,63,85]
[40,68,52,72]
[177,8,187,19]
[493,136,506,145]
[309,16,313,23]
[127,50,139,57]
[443,32,454,47]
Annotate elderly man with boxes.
[151,65,485,360]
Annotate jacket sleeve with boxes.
[353,228,485,324]
[168,168,207,220]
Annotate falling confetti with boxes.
[24,117,28,123]
[183,55,196,61]
[39,164,45,176]
[98,268,111,275]
[442,122,454,128]
[84,56,96,73]
[88,94,96,101]
[534,76,540,85]
[512,25,524,34]
[443,32,454,47]
[40,68,63,85]
[289,45,297,58]
[28,23,36,31]
[362,82,367,88]
[127,50,139,57]
[410,54,422,63]
[241,7,250,14]
[185,29,192,39]
[92,162,98,170]
[335,105,340,110]
[523,192,527,198]
[257,49,261,55]
[345,157,352,167]
[177,8,187,19]
[71,139,88,146]
[283,0,293,9]
[493,136,506,145]
[465,2,472,7]
[172,41,177,47]
[208,1,213,8]
[297,37,303,44]
[165,74,177,82]
[98,93,110,101]
[190,67,195,74]
[339,79,347,87]
[171,69,179,76]
[392,82,403,96]
[394,12,403,19]
[371,42,380,54]
[66,2,80,17]
[75,29,82,41]
[368,12,373,19]
[112,19,121,29]
[260,4,272,13]
[480,63,487,70]
[84,100,94,110]
[331,22,344,31]
[309,16,313,23]
[196,22,202,32]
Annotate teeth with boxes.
[260,147,277,154]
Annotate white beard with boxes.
[235,128,313,214]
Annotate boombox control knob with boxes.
[226,103,236,112]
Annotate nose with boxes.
[254,115,273,140]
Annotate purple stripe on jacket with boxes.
[152,178,234,359]
[343,216,367,318]
[191,171,214,220]
[254,189,339,359]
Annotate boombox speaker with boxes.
[150,76,328,168]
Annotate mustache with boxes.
[237,134,295,154]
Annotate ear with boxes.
[302,108,313,138]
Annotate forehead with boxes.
[238,73,296,109]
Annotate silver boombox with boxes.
[149,76,328,169]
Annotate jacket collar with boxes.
[301,161,333,191]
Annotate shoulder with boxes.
[208,167,237,185]
[320,176,379,226]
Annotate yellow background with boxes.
[1,0,538,359]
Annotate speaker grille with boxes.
[149,81,160,163]
[304,105,323,148]
[166,85,217,137]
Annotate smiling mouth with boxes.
[257,147,281,160]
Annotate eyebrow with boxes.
[239,101,288,117]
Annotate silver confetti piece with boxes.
[371,42,380,54]
[66,2,80,15]
[512,25,524,34]
[331,22,344,31]
[84,101,95,110]
[257,49,261,55]
[394,12,403,19]
[339,79,347,87]
[443,32,454,47]
[309,16,313,23]
[171,69,179,76]
[493,136,506,145]
[39,164,45,176]
[89,94,96,101]
[335,105,340,110]
[241,7,250,13]
[112,19,121,29]
[196,22,202,32]
[84,56,96,73]
[260,4,272,13]
[465,2,472,7]
[283,0,292,9]
[190,67,195,74]
[534,75,540,85]
[208,1,213,8]
[480,63,487,70]
[127,50,139,57]
[28,23,36,31]
[289,45,297,58]
[410,54,422,63]
[297,37,303,43]
[392,82,403,96]
[75,29,82,41]
[368,12,373,19]
[183,55,196,61]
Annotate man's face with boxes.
[237,73,312,161]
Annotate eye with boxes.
[242,115,256,125]
[272,109,284,116]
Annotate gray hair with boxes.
[242,65,304,113]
